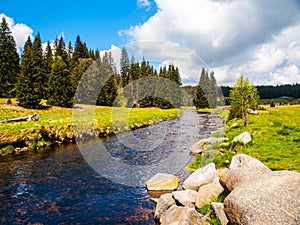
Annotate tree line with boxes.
[0,17,182,109]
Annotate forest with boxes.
[0,17,184,109]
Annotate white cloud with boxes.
[121,0,300,85]
[0,14,33,53]
[137,0,151,8]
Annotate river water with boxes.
[0,110,223,224]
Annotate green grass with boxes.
[0,99,181,156]
[190,105,300,172]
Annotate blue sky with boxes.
[0,0,157,50]
[1,0,300,85]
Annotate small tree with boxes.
[229,75,259,126]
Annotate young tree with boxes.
[194,68,209,109]
[229,75,259,126]
[209,71,218,108]
[16,36,42,108]
[0,17,20,97]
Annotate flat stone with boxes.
[172,190,198,208]
[161,205,208,225]
[146,173,180,191]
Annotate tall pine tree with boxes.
[16,36,42,108]
[0,17,20,98]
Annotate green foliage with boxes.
[47,56,73,108]
[16,36,42,109]
[194,68,219,109]
[229,75,259,126]
[270,100,275,107]
[0,17,20,98]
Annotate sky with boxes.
[1,0,300,86]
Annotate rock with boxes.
[195,179,224,208]
[161,205,208,225]
[190,138,228,154]
[233,131,252,145]
[247,108,258,115]
[220,154,271,192]
[224,170,300,225]
[149,197,159,204]
[172,190,198,208]
[210,203,229,225]
[146,173,180,191]
[190,138,209,154]
[154,193,176,222]
[183,163,218,191]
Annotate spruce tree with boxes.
[0,17,20,97]
[47,56,73,108]
[194,68,209,109]
[209,71,218,108]
[32,32,45,99]
[16,36,42,108]
[120,47,129,87]
[44,42,53,98]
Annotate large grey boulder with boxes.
[210,203,229,225]
[220,154,271,192]
[146,173,180,191]
[183,163,218,191]
[154,193,176,222]
[161,205,208,225]
[233,131,252,145]
[190,138,228,154]
[172,190,198,208]
[224,170,300,225]
[195,179,224,208]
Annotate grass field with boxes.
[190,105,300,172]
[0,99,181,156]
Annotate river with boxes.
[0,110,223,224]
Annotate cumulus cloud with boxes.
[0,14,33,53]
[122,0,300,85]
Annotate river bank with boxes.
[0,100,181,157]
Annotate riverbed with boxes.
[0,110,223,224]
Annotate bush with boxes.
[270,100,275,107]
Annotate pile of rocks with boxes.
[146,154,300,225]
[146,163,226,225]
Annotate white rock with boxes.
[182,163,218,191]
[154,193,176,222]
[172,190,198,208]
[233,131,252,145]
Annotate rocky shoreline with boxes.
[146,151,300,224]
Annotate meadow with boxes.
[0,99,181,156]
[190,105,300,172]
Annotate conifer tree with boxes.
[16,36,42,108]
[54,36,69,66]
[120,47,129,87]
[32,32,45,99]
[194,68,209,109]
[47,56,73,107]
[209,71,218,108]
[0,17,20,97]
[44,42,53,98]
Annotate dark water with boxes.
[0,110,223,225]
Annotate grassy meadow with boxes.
[0,99,181,156]
[190,105,300,172]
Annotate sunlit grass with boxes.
[0,99,181,155]
[190,105,300,172]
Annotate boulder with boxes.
[247,108,258,115]
[183,163,218,191]
[154,193,176,222]
[190,138,209,154]
[210,203,229,225]
[172,190,198,208]
[195,179,224,208]
[220,154,271,192]
[233,131,252,145]
[146,173,180,191]
[224,170,300,225]
[161,205,208,225]
[190,138,228,154]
